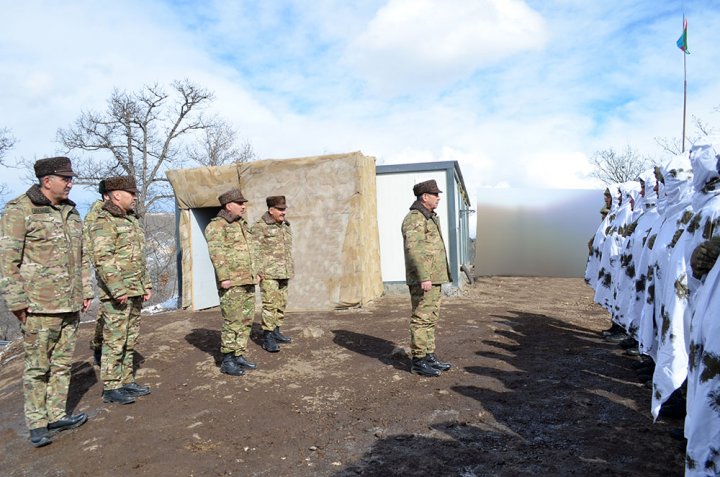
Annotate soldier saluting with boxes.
[401,179,452,377]
[0,157,92,447]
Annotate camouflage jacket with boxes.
[401,201,451,285]
[253,212,294,280]
[88,201,152,300]
[204,210,256,287]
[0,185,93,312]
[83,200,104,257]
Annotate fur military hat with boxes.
[218,188,247,206]
[104,176,138,193]
[34,156,76,178]
[98,179,107,196]
[266,195,287,209]
[413,179,442,197]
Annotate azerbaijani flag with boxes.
[677,17,689,54]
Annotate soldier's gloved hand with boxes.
[691,236,720,279]
[587,238,593,254]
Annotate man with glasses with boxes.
[401,179,453,377]
[88,176,153,405]
[0,156,93,447]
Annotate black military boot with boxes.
[410,356,441,377]
[29,427,52,447]
[102,388,136,405]
[272,326,292,343]
[262,331,280,353]
[123,382,151,396]
[235,355,257,369]
[220,353,245,376]
[48,413,88,433]
[426,353,452,371]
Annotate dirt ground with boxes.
[0,277,685,476]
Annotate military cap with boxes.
[218,188,247,206]
[413,179,442,197]
[34,156,76,178]
[266,195,287,209]
[104,175,138,193]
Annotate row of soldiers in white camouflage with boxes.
[0,157,294,448]
[584,143,720,477]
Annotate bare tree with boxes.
[187,119,255,166]
[656,113,719,156]
[0,128,17,199]
[0,128,16,164]
[589,145,654,186]
[57,80,255,304]
[57,79,251,223]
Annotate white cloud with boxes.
[344,0,547,95]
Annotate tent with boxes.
[166,152,383,311]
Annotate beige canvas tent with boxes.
[166,152,383,311]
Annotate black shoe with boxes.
[29,427,52,448]
[220,353,245,376]
[262,331,280,353]
[410,357,441,377]
[669,427,687,441]
[103,388,136,405]
[426,353,452,371]
[619,337,638,350]
[48,413,88,433]
[93,348,101,367]
[235,355,257,369]
[632,359,655,370]
[273,326,292,343]
[123,382,151,397]
[604,332,627,343]
[659,402,686,419]
[601,323,623,337]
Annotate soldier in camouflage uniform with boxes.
[0,157,92,447]
[84,180,108,366]
[254,196,294,353]
[204,189,258,376]
[401,179,453,377]
[88,176,153,405]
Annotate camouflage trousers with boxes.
[22,312,80,429]
[260,278,289,332]
[409,284,442,359]
[219,285,255,355]
[100,297,142,391]
[90,314,104,351]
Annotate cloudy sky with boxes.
[2,0,719,209]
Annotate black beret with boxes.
[413,179,442,196]
[34,156,76,178]
[266,195,287,209]
[104,176,138,193]
[218,188,247,206]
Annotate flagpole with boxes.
[682,46,687,153]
